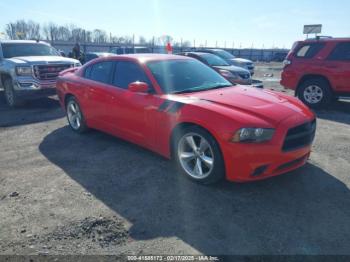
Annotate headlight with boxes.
[16,66,33,76]
[231,128,275,143]
[219,70,238,79]
[71,63,81,67]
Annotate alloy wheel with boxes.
[178,133,214,179]
[304,85,324,104]
[67,100,82,130]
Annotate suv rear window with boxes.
[328,42,350,61]
[295,43,325,58]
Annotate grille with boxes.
[33,64,71,80]
[282,119,316,152]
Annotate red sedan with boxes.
[56,54,316,184]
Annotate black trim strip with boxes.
[167,102,185,114]
[158,100,172,112]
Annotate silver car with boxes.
[200,49,255,76]
[178,52,252,85]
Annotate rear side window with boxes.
[112,61,151,89]
[84,61,114,84]
[328,42,350,61]
[295,43,325,58]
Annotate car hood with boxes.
[176,86,312,126]
[7,56,79,65]
[230,58,253,64]
[212,65,250,74]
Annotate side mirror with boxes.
[128,81,149,93]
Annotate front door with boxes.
[106,60,161,147]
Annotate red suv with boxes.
[281,37,350,108]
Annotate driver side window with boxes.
[112,61,153,90]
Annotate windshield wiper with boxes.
[171,83,233,94]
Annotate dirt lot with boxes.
[0,63,350,256]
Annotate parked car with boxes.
[110,46,151,55]
[200,48,255,75]
[177,52,252,85]
[281,37,350,108]
[0,40,81,107]
[84,52,116,64]
[57,54,316,184]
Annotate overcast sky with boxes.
[0,0,349,48]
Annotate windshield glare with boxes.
[215,50,235,59]
[147,59,232,94]
[2,43,60,58]
[201,53,230,66]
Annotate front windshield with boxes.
[147,59,232,94]
[200,53,230,66]
[215,50,236,59]
[2,43,60,58]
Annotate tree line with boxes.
[4,20,191,47]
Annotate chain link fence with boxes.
[51,41,289,62]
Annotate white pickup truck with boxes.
[0,40,81,107]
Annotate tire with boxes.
[173,126,225,185]
[66,96,88,133]
[4,79,23,107]
[297,78,333,109]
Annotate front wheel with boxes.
[297,79,332,109]
[173,126,225,185]
[4,79,22,107]
[66,96,88,133]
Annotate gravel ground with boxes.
[0,63,350,256]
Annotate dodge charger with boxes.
[56,54,316,184]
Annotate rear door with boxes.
[326,42,350,93]
[79,61,114,129]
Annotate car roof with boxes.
[181,52,215,56]
[105,54,192,63]
[303,37,350,43]
[0,40,50,45]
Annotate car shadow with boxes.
[315,100,350,125]
[0,91,64,127]
[39,127,350,255]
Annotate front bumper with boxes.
[221,115,315,182]
[13,78,57,99]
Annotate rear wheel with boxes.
[173,126,225,185]
[297,78,332,109]
[4,79,22,107]
[66,96,88,133]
